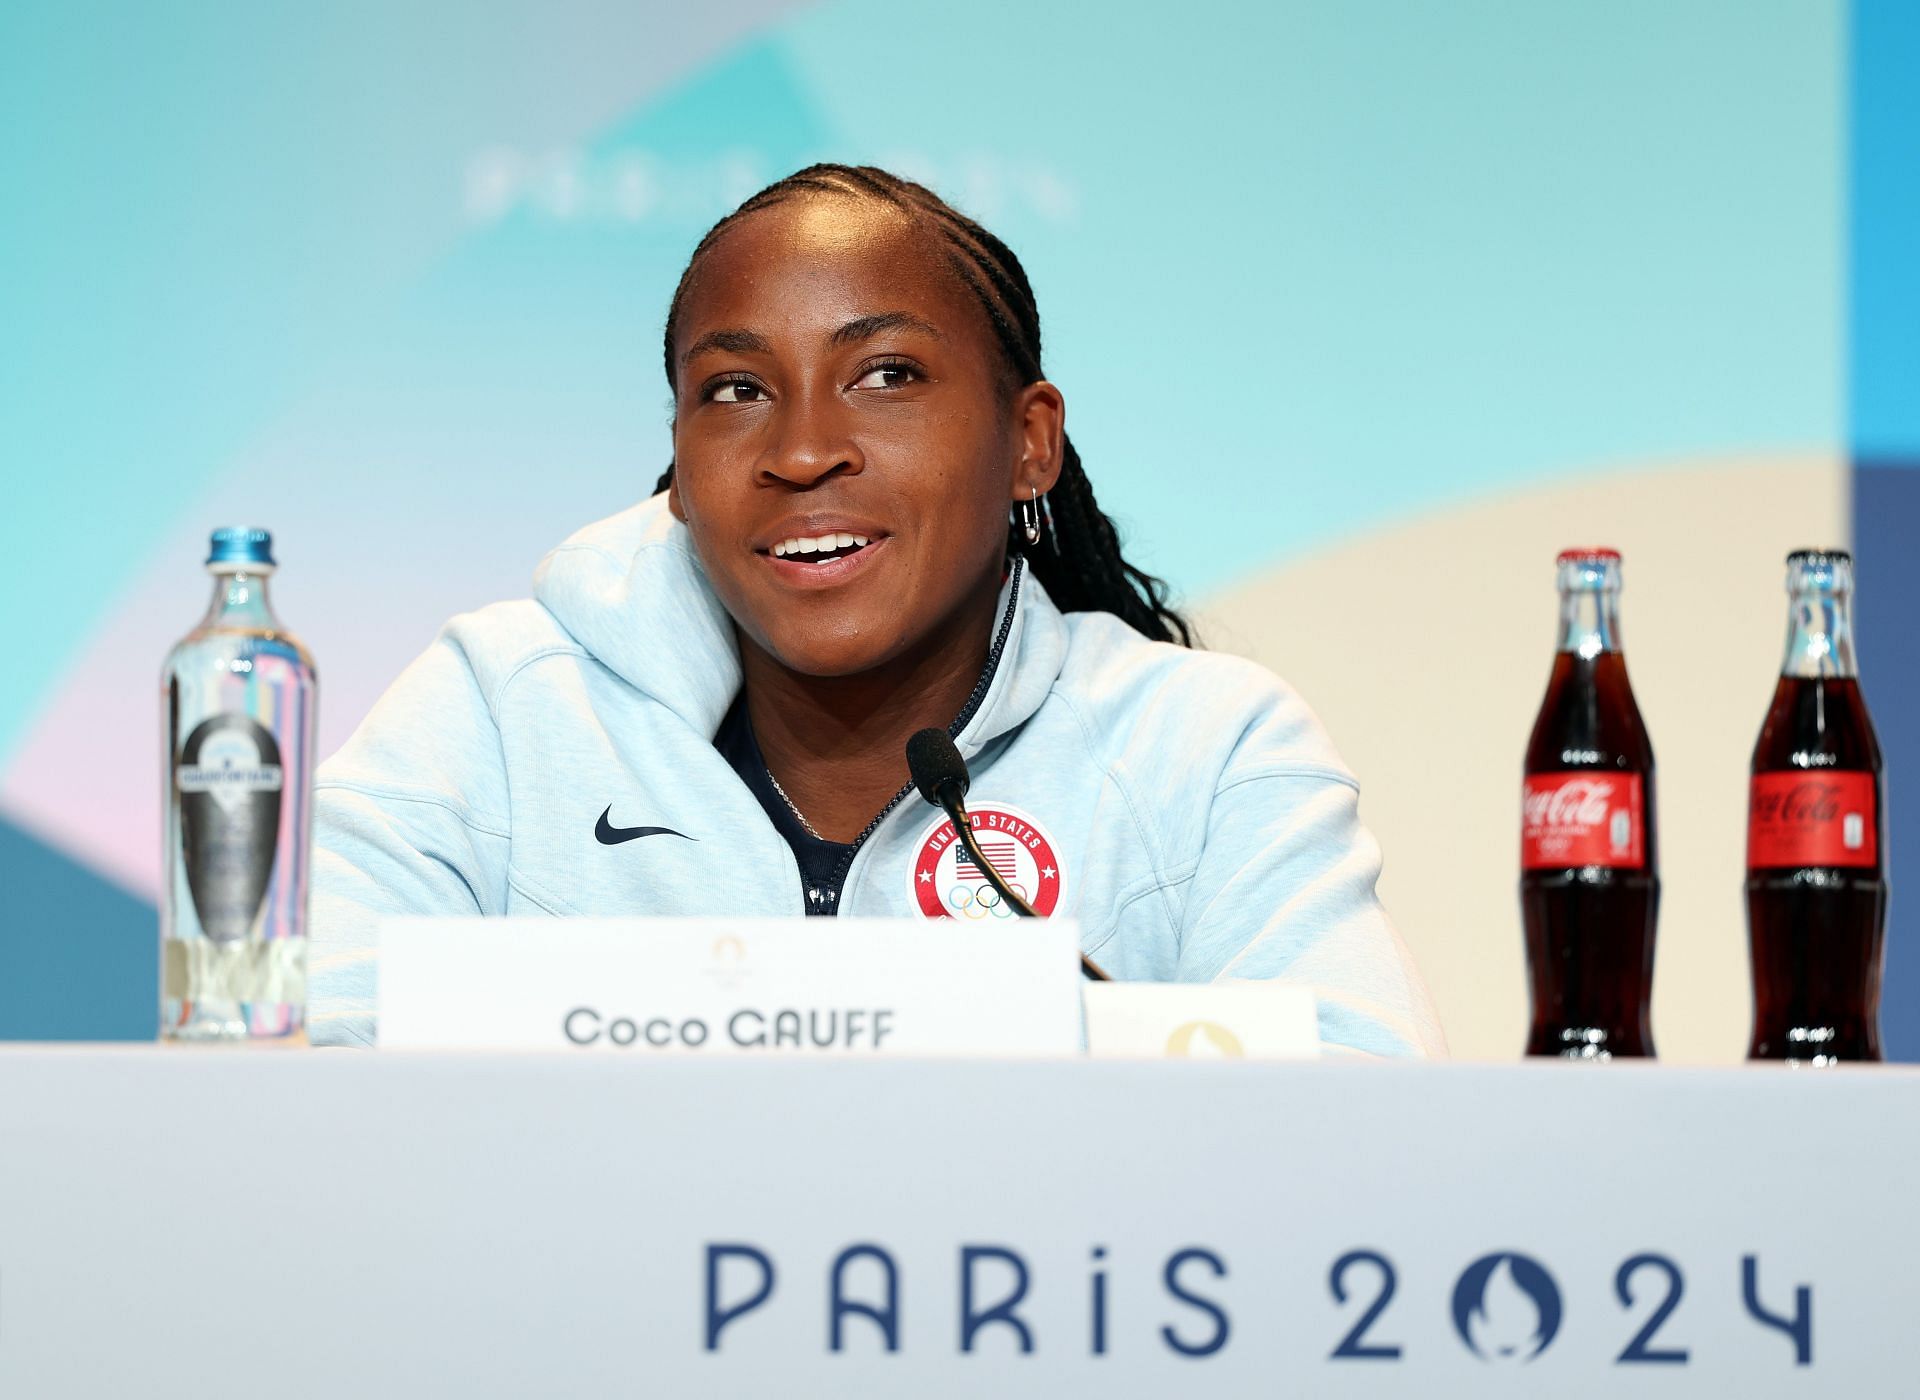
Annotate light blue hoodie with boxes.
[308,494,1445,1055]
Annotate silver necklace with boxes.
[765,766,827,842]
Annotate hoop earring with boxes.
[1019,485,1043,546]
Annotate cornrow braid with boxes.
[654,163,1192,647]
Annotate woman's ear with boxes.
[666,467,687,523]
[1011,380,1066,501]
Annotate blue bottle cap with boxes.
[206,528,276,568]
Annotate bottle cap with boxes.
[1556,547,1622,564]
[1785,548,1853,594]
[206,528,276,569]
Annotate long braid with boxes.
[656,163,1193,647]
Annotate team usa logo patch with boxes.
[910,803,1064,919]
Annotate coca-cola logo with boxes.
[1752,780,1841,825]
[1523,779,1615,830]
[1522,773,1644,870]
[1747,770,1875,869]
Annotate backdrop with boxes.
[3,0,1915,1060]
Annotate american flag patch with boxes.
[956,838,1020,882]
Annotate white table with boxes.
[0,1049,1912,1397]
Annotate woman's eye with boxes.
[709,380,765,403]
[853,364,919,390]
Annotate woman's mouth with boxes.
[758,531,888,585]
[771,531,871,562]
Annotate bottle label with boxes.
[177,713,284,942]
[1747,771,1878,869]
[1521,773,1646,869]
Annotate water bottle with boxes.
[161,528,317,1040]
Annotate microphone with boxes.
[906,726,970,808]
[905,728,1110,982]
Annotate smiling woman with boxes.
[306,164,1444,1056]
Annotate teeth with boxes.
[772,533,872,558]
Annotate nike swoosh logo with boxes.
[595,806,695,845]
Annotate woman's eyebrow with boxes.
[680,328,772,366]
[829,312,943,346]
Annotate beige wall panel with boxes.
[1193,455,1847,1064]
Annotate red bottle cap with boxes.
[1556,547,1622,564]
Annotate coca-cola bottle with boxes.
[1521,549,1659,1059]
[1746,549,1887,1064]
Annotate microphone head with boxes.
[905,728,970,807]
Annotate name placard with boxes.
[1082,980,1320,1059]
[378,916,1084,1055]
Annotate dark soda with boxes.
[1521,549,1659,1059]
[1746,550,1886,1064]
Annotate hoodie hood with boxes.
[531,492,1069,752]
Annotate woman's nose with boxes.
[760,390,864,488]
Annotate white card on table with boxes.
[378,916,1084,1055]
[1082,980,1320,1059]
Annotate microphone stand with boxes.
[930,781,1111,982]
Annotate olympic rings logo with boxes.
[945,882,1032,919]
[911,805,1062,920]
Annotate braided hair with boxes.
[653,163,1192,647]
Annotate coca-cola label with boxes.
[1521,773,1645,870]
[1747,771,1878,869]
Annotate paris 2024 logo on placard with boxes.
[909,804,1063,920]
[1451,1252,1563,1362]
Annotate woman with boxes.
[309,164,1443,1055]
